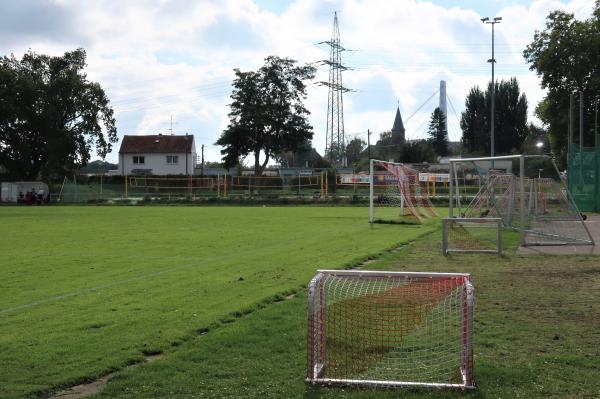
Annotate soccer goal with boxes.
[369,159,437,224]
[307,270,475,389]
[449,155,594,246]
[442,217,503,255]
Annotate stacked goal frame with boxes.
[449,154,594,247]
[307,270,475,389]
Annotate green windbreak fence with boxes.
[568,137,600,212]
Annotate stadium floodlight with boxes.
[481,16,502,164]
[307,270,475,389]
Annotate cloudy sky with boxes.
[0,0,595,164]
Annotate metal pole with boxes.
[519,155,526,246]
[491,22,495,161]
[369,159,374,223]
[593,96,600,212]
[449,161,454,218]
[569,93,574,148]
[595,96,598,148]
[580,91,584,193]
[442,219,448,255]
[367,129,371,161]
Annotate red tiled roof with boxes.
[119,135,193,153]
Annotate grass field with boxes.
[1,206,599,398]
[0,206,434,399]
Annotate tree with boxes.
[0,49,117,180]
[460,87,487,154]
[79,160,118,173]
[346,138,366,167]
[460,78,528,155]
[372,131,401,162]
[275,139,323,168]
[216,56,316,175]
[398,140,436,164]
[427,107,448,157]
[523,3,600,166]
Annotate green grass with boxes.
[0,206,433,399]
[3,206,599,398]
[96,219,599,398]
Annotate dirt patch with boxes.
[49,353,164,399]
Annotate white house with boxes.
[118,134,196,176]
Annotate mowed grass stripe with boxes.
[0,207,419,307]
[0,206,431,399]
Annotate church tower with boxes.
[391,106,405,145]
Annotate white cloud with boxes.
[0,0,595,163]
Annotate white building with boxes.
[118,134,196,176]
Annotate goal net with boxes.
[369,159,437,224]
[307,270,474,389]
[450,155,594,246]
[442,218,503,255]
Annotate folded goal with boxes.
[307,270,475,389]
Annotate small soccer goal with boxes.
[442,217,503,255]
[307,270,475,389]
[369,159,437,224]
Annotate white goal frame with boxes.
[442,217,503,255]
[307,270,475,389]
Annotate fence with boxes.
[568,136,600,212]
[51,170,454,203]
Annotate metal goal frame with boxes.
[449,154,594,247]
[306,270,475,389]
[442,217,503,255]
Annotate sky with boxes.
[0,0,595,165]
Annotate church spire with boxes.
[391,105,405,143]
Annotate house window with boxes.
[133,156,145,164]
[166,155,179,165]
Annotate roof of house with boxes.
[119,134,194,154]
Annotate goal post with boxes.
[369,159,436,224]
[307,270,475,389]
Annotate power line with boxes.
[404,89,440,125]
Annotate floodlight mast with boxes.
[482,16,502,167]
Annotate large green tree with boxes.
[345,137,366,167]
[372,131,399,162]
[523,2,600,166]
[216,56,316,175]
[427,107,448,157]
[460,78,528,155]
[0,49,117,180]
[400,140,436,164]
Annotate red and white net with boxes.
[307,271,474,388]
